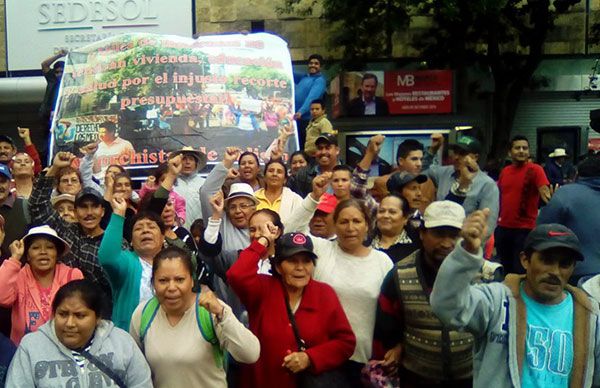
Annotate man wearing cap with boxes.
[373,201,474,387]
[424,135,499,238]
[386,170,428,229]
[173,146,207,230]
[309,193,337,240]
[431,210,600,387]
[288,133,339,197]
[29,152,112,300]
[545,147,568,186]
[0,165,28,262]
[50,193,76,223]
[538,155,600,284]
[496,135,551,275]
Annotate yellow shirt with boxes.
[254,188,282,213]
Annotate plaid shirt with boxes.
[351,165,380,220]
[29,173,112,299]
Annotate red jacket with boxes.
[227,241,356,388]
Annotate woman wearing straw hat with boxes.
[0,225,83,344]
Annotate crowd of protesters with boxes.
[1,52,600,388]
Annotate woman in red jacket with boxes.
[227,226,356,388]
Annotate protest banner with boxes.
[51,32,296,181]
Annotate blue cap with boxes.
[0,164,12,180]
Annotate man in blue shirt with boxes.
[294,54,326,147]
[431,210,600,388]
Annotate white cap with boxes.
[23,225,71,257]
[423,201,466,229]
[549,148,567,158]
[226,183,258,204]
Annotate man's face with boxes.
[315,142,339,169]
[308,58,321,74]
[452,149,479,172]
[113,177,132,201]
[309,210,335,238]
[0,142,15,163]
[310,103,325,119]
[521,247,576,305]
[75,199,105,232]
[398,150,423,174]
[226,197,256,229]
[0,176,10,203]
[331,170,351,200]
[401,181,423,210]
[420,227,461,271]
[510,140,530,164]
[362,78,377,101]
[98,127,110,143]
[11,153,34,177]
[181,155,198,175]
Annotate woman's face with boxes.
[239,155,260,182]
[265,163,286,190]
[153,258,194,315]
[376,196,408,236]
[276,254,314,291]
[58,172,81,195]
[54,294,100,350]
[131,218,164,257]
[290,154,307,175]
[161,200,176,227]
[335,206,369,252]
[114,177,133,201]
[28,237,58,274]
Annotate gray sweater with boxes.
[7,319,152,388]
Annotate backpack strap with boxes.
[195,293,226,369]
[139,297,160,346]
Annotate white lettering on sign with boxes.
[38,0,158,25]
[397,74,415,87]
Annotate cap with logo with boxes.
[275,232,318,261]
[449,135,482,154]
[0,164,12,180]
[226,183,258,205]
[386,171,427,194]
[315,133,338,147]
[23,225,71,257]
[74,187,104,206]
[423,200,466,229]
[524,224,583,261]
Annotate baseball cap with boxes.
[316,193,337,214]
[171,146,207,170]
[74,187,103,206]
[524,224,584,261]
[315,133,338,147]
[0,135,15,147]
[51,193,75,207]
[449,135,482,154]
[275,232,318,261]
[423,200,466,229]
[23,225,71,257]
[0,164,12,180]
[386,171,427,194]
[226,183,258,204]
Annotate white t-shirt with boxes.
[312,238,393,363]
[93,137,135,181]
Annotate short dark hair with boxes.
[249,209,284,234]
[510,135,530,148]
[332,164,353,175]
[362,73,378,84]
[151,246,194,282]
[100,121,116,134]
[578,155,600,178]
[396,139,424,161]
[264,159,288,188]
[130,210,166,235]
[52,279,108,318]
[308,54,323,65]
[238,151,260,166]
[310,99,325,109]
[380,193,411,216]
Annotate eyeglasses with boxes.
[227,203,255,212]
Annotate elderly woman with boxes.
[254,159,303,225]
[227,229,355,388]
[130,246,259,387]
[0,225,83,344]
[372,194,420,263]
[6,279,152,387]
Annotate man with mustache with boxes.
[0,128,42,175]
[431,210,600,387]
[373,201,475,387]
[29,151,112,303]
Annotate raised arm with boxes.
[0,240,25,307]
[17,127,42,175]
[97,198,129,284]
[200,147,241,224]
[284,172,330,233]
[41,49,67,73]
